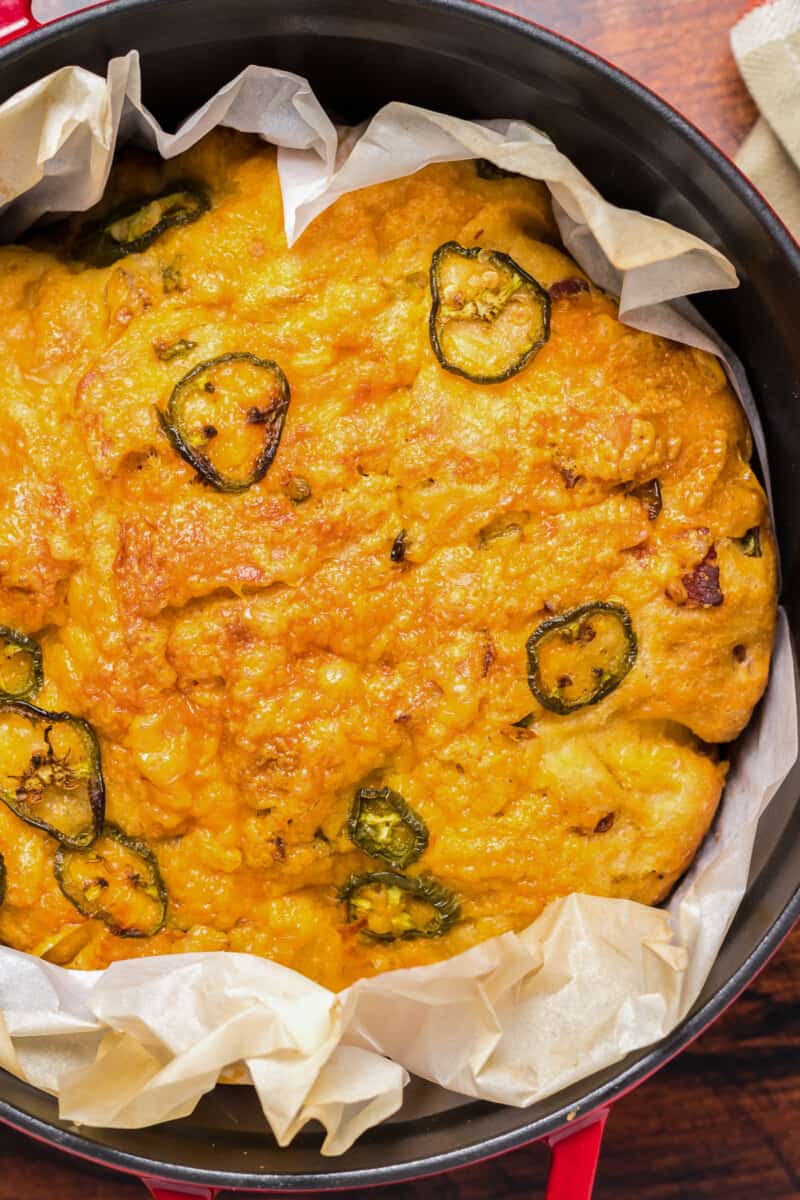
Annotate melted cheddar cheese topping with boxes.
[0,131,775,988]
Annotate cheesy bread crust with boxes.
[0,131,775,988]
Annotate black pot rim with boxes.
[1,0,799,1189]
[2,886,800,1193]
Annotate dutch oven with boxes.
[0,2,799,1196]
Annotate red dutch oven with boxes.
[1,1,799,1196]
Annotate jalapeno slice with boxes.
[54,825,167,938]
[738,526,762,558]
[158,352,291,493]
[390,530,408,563]
[74,183,209,267]
[500,711,537,742]
[631,478,662,521]
[0,627,43,701]
[429,242,551,384]
[348,786,429,869]
[338,871,459,942]
[0,702,104,848]
[154,337,197,363]
[526,602,637,715]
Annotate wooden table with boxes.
[3,2,799,1198]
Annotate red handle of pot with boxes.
[0,0,39,44]
[545,1107,609,1200]
[142,1111,607,1199]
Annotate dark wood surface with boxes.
[510,0,759,156]
[1,946,799,1199]
[3,2,798,1198]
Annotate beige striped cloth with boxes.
[733,0,800,238]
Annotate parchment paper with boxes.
[0,51,795,1156]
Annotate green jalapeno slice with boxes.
[738,526,762,558]
[154,338,197,363]
[390,530,408,563]
[429,242,551,384]
[348,786,428,869]
[74,183,209,267]
[54,825,167,938]
[0,702,104,848]
[339,871,459,942]
[631,478,662,521]
[0,627,43,701]
[526,601,637,715]
[500,710,537,742]
[158,352,291,493]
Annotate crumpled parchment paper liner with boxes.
[0,50,795,1155]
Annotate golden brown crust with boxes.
[0,130,775,988]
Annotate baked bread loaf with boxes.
[0,131,775,988]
